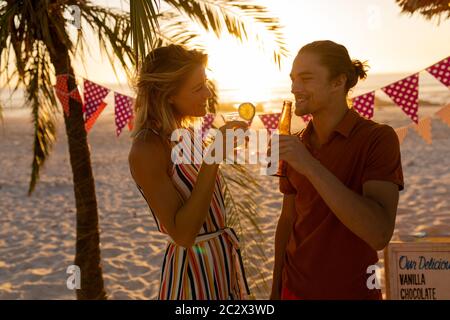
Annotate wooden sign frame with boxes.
[384,238,450,300]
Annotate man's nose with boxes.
[291,80,304,94]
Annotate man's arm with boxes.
[302,160,399,251]
[277,132,401,251]
[271,194,296,299]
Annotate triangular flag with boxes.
[259,113,281,132]
[426,57,450,87]
[436,104,450,128]
[84,79,110,123]
[55,74,68,95]
[301,114,312,124]
[382,74,419,123]
[352,91,375,119]
[128,113,134,131]
[412,117,432,144]
[114,92,134,137]
[69,87,85,113]
[54,74,70,116]
[54,86,70,116]
[395,126,408,145]
[201,113,215,137]
[85,101,107,133]
[128,115,134,132]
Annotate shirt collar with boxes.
[300,108,361,142]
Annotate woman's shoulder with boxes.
[129,128,170,171]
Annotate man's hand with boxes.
[270,134,316,176]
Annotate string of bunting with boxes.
[53,56,449,139]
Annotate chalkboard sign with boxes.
[384,237,450,300]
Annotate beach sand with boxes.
[1,105,449,299]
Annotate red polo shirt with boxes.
[279,108,404,299]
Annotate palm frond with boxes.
[396,0,450,22]
[152,11,205,50]
[220,164,269,298]
[26,42,58,195]
[79,3,204,81]
[0,1,59,194]
[164,0,289,67]
[78,3,136,80]
[130,0,161,64]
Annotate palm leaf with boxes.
[26,42,58,195]
[152,12,205,50]
[165,0,289,66]
[396,0,450,22]
[131,0,289,67]
[78,3,136,80]
[130,0,161,64]
[220,164,270,298]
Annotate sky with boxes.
[2,0,450,103]
[80,0,450,101]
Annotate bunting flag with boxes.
[201,113,215,137]
[395,126,409,145]
[69,88,85,113]
[426,57,450,87]
[114,92,134,137]
[382,74,419,123]
[436,103,450,128]
[84,79,110,124]
[259,113,281,132]
[301,114,312,123]
[54,74,70,116]
[412,117,432,144]
[352,91,375,119]
[128,114,134,131]
[85,101,107,133]
[55,74,68,94]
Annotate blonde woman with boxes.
[128,45,250,300]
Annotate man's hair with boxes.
[299,40,369,94]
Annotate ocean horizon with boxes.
[2,72,449,113]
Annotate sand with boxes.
[1,105,449,299]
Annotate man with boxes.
[271,40,404,300]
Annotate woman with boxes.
[128,45,250,300]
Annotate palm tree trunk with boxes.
[46,15,107,300]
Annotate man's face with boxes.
[290,52,336,116]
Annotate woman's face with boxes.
[170,65,212,118]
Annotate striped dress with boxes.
[134,127,250,300]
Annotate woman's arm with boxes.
[129,122,247,248]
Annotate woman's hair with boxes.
[299,40,369,94]
[131,44,208,139]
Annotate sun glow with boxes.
[203,33,292,105]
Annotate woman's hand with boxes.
[216,121,249,161]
